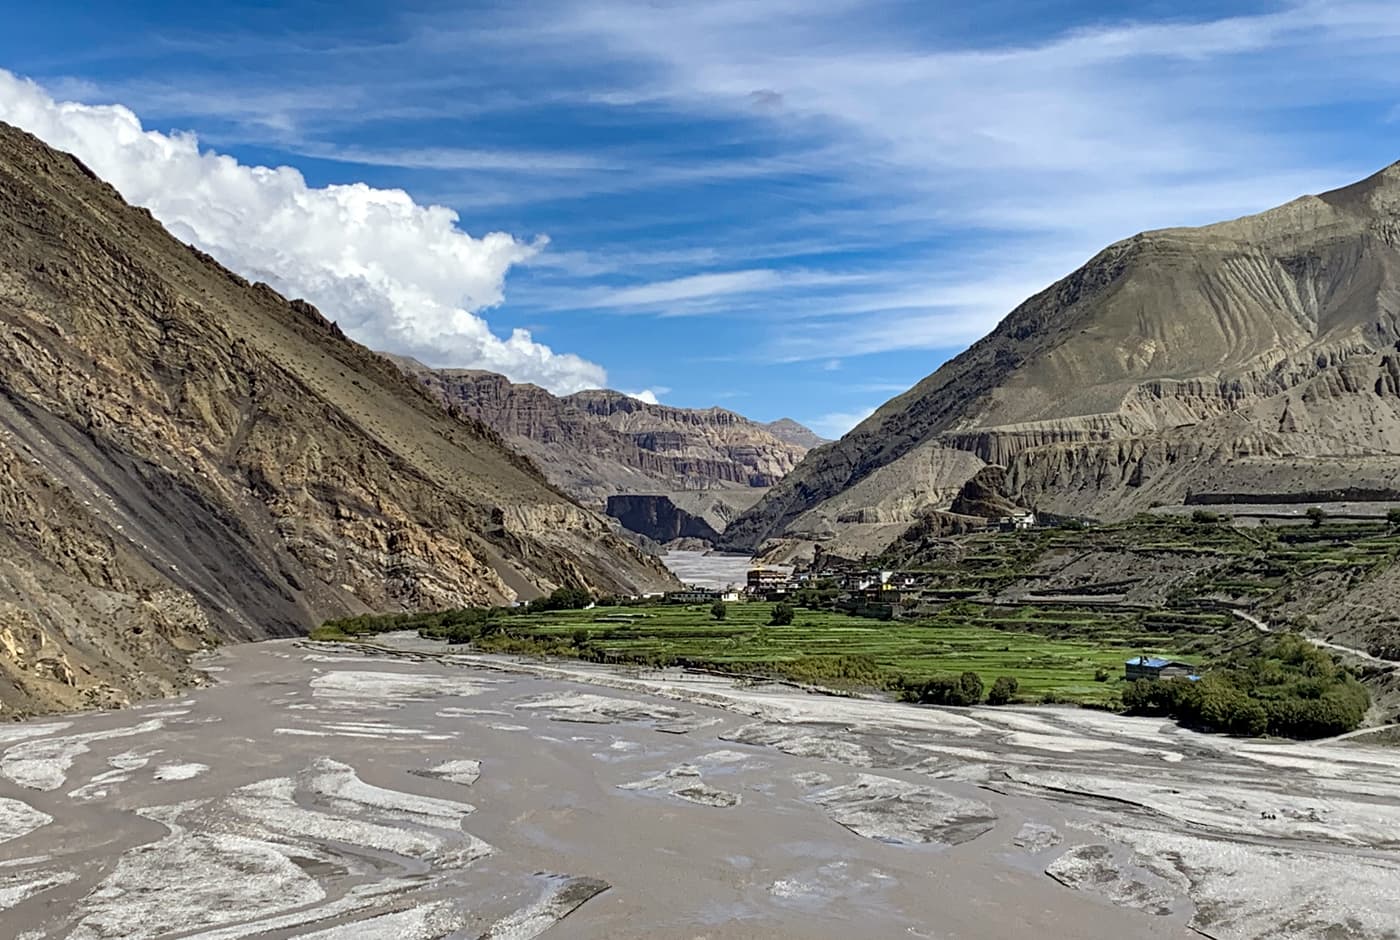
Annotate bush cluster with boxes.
[901,670,984,706]
[986,675,1019,705]
[1121,634,1369,739]
[524,586,592,613]
[751,654,887,688]
[314,585,594,645]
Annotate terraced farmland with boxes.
[342,601,1219,706]
[319,517,1400,709]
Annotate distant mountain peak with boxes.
[763,418,828,450]
[723,158,1400,554]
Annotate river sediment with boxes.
[2,635,1398,939]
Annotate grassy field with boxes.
[315,515,1396,716]
[455,601,1210,706]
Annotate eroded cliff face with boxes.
[724,160,1400,550]
[391,360,816,508]
[605,495,722,544]
[0,122,675,715]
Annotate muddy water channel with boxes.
[3,637,1400,939]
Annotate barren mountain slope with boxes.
[391,359,814,507]
[764,417,828,450]
[724,161,1400,550]
[0,122,674,715]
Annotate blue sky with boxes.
[3,1,1400,437]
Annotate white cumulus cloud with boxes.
[0,69,608,394]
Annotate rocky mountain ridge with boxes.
[0,121,674,715]
[724,159,1400,554]
[389,358,819,510]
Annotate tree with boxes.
[527,586,592,613]
[957,671,984,705]
[710,601,727,621]
[1306,506,1327,528]
[901,671,984,706]
[769,602,794,626]
[1191,509,1221,525]
[987,675,1019,705]
[1388,507,1400,528]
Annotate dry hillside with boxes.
[725,160,1400,552]
[0,122,675,716]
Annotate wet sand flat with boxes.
[2,637,1399,939]
[659,551,769,590]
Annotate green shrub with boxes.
[987,675,1019,705]
[769,603,794,626]
[711,601,727,621]
[754,654,887,688]
[958,670,984,704]
[527,586,592,613]
[902,671,984,706]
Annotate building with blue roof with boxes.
[1124,656,1199,681]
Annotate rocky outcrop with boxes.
[949,467,1026,520]
[0,122,675,715]
[390,360,815,509]
[605,495,722,544]
[724,159,1400,551]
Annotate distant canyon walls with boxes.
[389,357,821,543]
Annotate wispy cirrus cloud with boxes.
[293,143,623,173]
[542,267,872,316]
[13,0,1400,423]
[480,0,1400,341]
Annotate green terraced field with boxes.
[319,517,1400,708]
[481,601,1204,706]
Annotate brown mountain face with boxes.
[763,418,828,450]
[0,122,675,716]
[724,160,1400,553]
[389,359,816,510]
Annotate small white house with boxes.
[1000,511,1037,531]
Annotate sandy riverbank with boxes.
[2,635,1398,938]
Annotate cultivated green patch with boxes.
[315,516,1396,733]
[318,596,1206,707]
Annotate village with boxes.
[658,555,1196,684]
[648,505,1398,695]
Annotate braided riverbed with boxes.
[2,635,1399,939]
